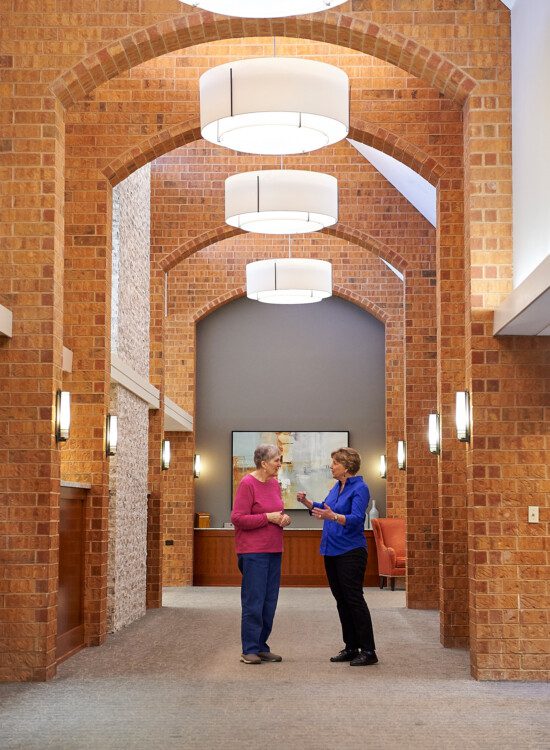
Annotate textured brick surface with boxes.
[1,1,548,683]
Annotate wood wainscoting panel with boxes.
[193,529,378,587]
[56,486,87,663]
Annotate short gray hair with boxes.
[253,443,279,468]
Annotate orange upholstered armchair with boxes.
[371,518,406,590]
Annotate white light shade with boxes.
[187,1,346,17]
[397,440,406,470]
[194,454,201,478]
[428,413,440,455]
[247,258,332,304]
[56,390,71,442]
[106,414,118,457]
[379,454,387,479]
[226,170,338,234]
[161,439,171,470]
[200,57,349,155]
[455,391,471,442]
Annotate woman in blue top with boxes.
[297,447,377,666]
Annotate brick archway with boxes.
[192,286,390,325]
[159,225,408,276]
[51,11,477,109]
[104,118,445,189]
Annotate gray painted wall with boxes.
[195,296,386,528]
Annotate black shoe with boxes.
[330,648,359,663]
[350,650,378,666]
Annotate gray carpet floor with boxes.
[0,587,548,750]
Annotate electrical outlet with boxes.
[528,506,539,523]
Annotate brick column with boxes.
[464,80,549,680]
[0,96,65,681]
[62,163,112,647]
[163,432,195,586]
[404,264,439,610]
[437,175,469,647]
[146,261,166,608]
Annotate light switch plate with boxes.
[528,506,539,523]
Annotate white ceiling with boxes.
[348,139,436,227]
[499,0,516,9]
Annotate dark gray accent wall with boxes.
[195,296,386,528]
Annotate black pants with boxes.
[324,547,376,652]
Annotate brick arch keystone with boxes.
[192,286,389,325]
[51,12,477,108]
[104,117,445,188]
[159,224,408,275]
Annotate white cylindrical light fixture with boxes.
[106,414,118,457]
[379,454,387,479]
[161,439,171,471]
[187,1,346,17]
[246,258,332,304]
[455,391,471,442]
[226,170,338,234]
[55,390,71,443]
[200,57,349,155]
[397,440,406,471]
[428,413,441,455]
[193,454,201,479]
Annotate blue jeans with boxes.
[237,552,282,655]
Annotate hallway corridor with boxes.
[0,588,548,749]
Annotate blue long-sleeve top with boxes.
[312,475,370,556]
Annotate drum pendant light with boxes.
[225,170,338,235]
[246,257,332,305]
[187,2,346,18]
[200,57,349,155]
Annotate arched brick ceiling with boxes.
[51,12,476,107]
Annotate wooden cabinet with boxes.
[56,486,86,663]
[193,529,378,587]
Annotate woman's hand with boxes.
[311,502,337,522]
[266,511,291,527]
[296,492,313,510]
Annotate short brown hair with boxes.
[331,447,361,475]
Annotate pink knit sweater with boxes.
[231,474,284,554]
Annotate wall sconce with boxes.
[161,439,171,470]
[55,390,71,442]
[193,454,201,478]
[428,413,441,455]
[455,391,471,442]
[397,440,407,470]
[379,454,387,479]
[106,414,118,457]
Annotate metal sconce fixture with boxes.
[379,454,387,479]
[193,454,201,479]
[455,391,471,442]
[106,414,118,457]
[397,440,407,470]
[428,413,441,455]
[55,390,71,442]
[161,440,171,471]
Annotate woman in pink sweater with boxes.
[231,444,291,664]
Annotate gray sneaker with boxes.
[240,653,261,664]
[258,651,282,662]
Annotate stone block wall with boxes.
[108,164,151,632]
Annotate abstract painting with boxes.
[232,431,349,509]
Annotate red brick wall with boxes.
[3,2,548,683]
